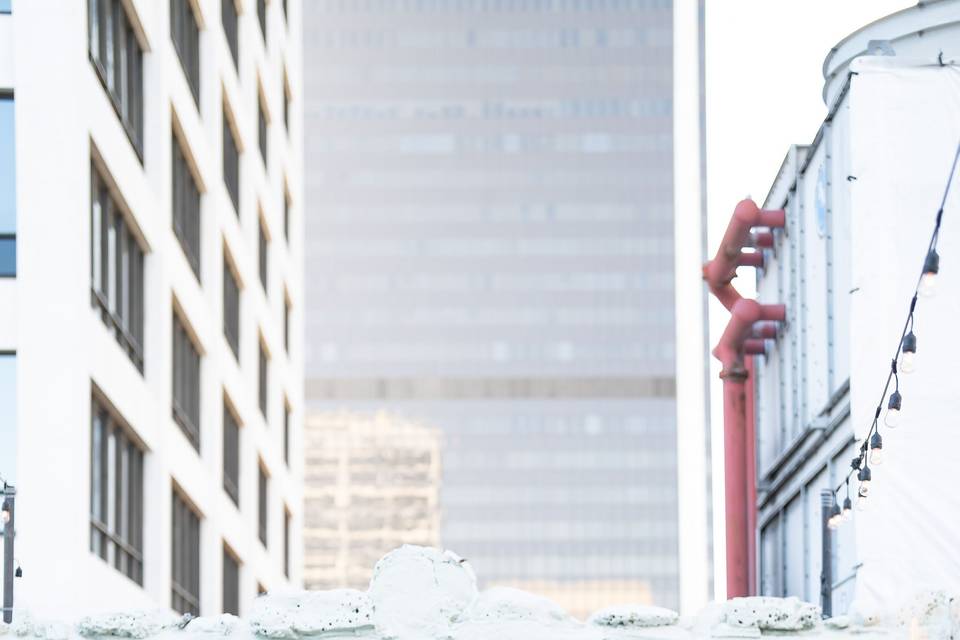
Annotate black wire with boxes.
[834,139,960,495]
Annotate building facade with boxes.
[303,411,442,590]
[745,0,960,615]
[302,0,711,616]
[0,0,303,619]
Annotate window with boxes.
[283,507,291,578]
[91,161,146,371]
[171,489,201,616]
[258,338,268,418]
[258,219,268,291]
[222,544,240,615]
[223,255,240,359]
[172,132,202,278]
[282,74,290,133]
[283,294,290,353]
[90,394,144,585]
[283,189,290,244]
[281,0,287,23]
[257,93,268,168]
[172,311,201,450]
[223,107,240,215]
[171,0,200,105]
[222,0,239,70]
[88,0,144,154]
[283,401,290,466]
[257,462,268,546]
[1,94,15,278]
[256,0,266,42]
[223,401,240,505]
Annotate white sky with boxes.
[702,0,914,597]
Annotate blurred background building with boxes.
[303,411,441,589]
[0,0,303,619]
[302,0,712,616]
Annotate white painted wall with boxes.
[0,0,303,620]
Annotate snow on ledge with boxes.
[2,546,958,640]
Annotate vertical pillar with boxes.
[819,489,833,618]
[2,485,14,624]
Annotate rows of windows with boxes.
[316,0,672,11]
[315,26,669,50]
[313,97,672,121]
[89,389,293,615]
[312,132,671,155]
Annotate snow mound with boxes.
[77,612,181,639]
[367,545,478,639]
[588,604,679,628]
[249,590,375,638]
[723,597,820,631]
[466,587,570,623]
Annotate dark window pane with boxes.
[258,223,268,292]
[172,134,202,279]
[223,403,240,505]
[222,546,240,615]
[223,111,240,215]
[283,404,290,466]
[258,341,268,418]
[223,257,240,359]
[170,0,200,105]
[171,490,201,615]
[90,395,145,585]
[172,312,201,450]
[258,464,268,546]
[222,0,239,69]
[258,100,268,168]
[90,162,145,371]
[257,0,266,41]
[283,509,290,578]
[88,0,143,155]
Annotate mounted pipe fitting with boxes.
[703,198,787,600]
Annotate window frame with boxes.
[90,158,146,372]
[170,0,201,106]
[223,104,241,216]
[172,129,203,280]
[222,543,241,615]
[90,391,145,586]
[221,0,239,71]
[88,0,145,159]
[257,460,268,547]
[172,308,202,451]
[171,487,202,616]
[222,397,241,506]
[222,250,241,360]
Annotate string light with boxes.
[920,249,940,297]
[885,389,902,428]
[869,431,884,466]
[825,140,960,529]
[901,331,917,374]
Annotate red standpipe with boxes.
[703,199,786,598]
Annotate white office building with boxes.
[0,0,303,619]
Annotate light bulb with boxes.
[842,497,853,521]
[858,465,872,496]
[828,502,842,529]
[901,332,917,374]
[870,432,884,465]
[885,391,902,429]
[901,351,916,374]
[919,272,937,297]
[920,249,940,297]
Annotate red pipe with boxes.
[703,198,786,599]
[745,356,758,595]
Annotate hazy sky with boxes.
[702,0,914,597]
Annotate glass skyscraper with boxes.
[302,0,706,615]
